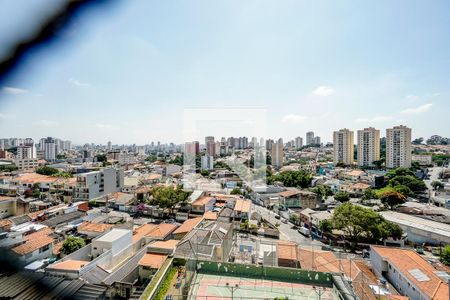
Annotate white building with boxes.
[74,168,124,201]
[201,155,214,171]
[333,129,354,165]
[357,127,380,167]
[306,131,314,146]
[44,137,56,161]
[92,228,132,258]
[386,125,412,168]
[295,137,303,149]
[271,139,284,168]
[16,145,33,160]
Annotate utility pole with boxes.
[225,283,239,300]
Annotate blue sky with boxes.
[0,0,449,144]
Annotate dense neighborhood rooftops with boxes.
[47,259,89,271]
[192,196,215,206]
[380,211,450,239]
[150,239,179,250]
[96,228,130,243]
[277,241,298,260]
[203,211,218,220]
[279,189,301,198]
[173,217,203,235]
[78,222,113,233]
[138,253,167,268]
[11,227,54,256]
[372,246,449,300]
[234,199,251,213]
[13,173,58,184]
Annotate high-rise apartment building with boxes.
[333,129,354,165]
[74,168,124,201]
[44,137,56,161]
[295,137,303,149]
[201,155,214,170]
[205,136,215,156]
[386,125,412,168]
[271,138,284,168]
[357,127,380,167]
[16,146,33,160]
[313,136,321,146]
[306,131,315,145]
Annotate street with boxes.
[252,205,325,248]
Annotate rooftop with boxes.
[78,222,113,233]
[138,253,167,269]
[47,259,89,271]
[173,217,203,235]
[372,246,449,300]
[380,211,450,239]
[149,239,179,250]
[96,228,131,243]
[234,199,251,213]
[12,228,54,255]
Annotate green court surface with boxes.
[190,273,336,300]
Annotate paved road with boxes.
[252,205,325,248]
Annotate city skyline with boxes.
[1,1,450,144]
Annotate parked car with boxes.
[281,219,288,224]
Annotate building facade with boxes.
[333,129,354,165]
[386,125,412,168]
[357,127,380,167]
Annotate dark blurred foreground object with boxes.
[0,0,113,86]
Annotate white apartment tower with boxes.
[386,125,412,168]
[295,137,303,149]
[357,127,380,167]
[333,129,354,165]
[44,137,56,161]
[271,138,284,168]
[306,131,314,146]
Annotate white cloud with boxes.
[95,123,112,129]
[401,103,432,114]
[68,78,90,87]
[312,86,335,97]
[355,115,393,123]
[2,86,28,94]
[405,95,419,101]
[35,119,58,127]
[282,114,308,123]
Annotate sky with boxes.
[0,0,449,145]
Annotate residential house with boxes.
[173,217,203,240]
[11,227,54,265]
[370,246,449,300]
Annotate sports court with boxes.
[189,273,336,300]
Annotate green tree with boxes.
[36,166,59,176]
[393,185,412,197]
[441,245,450,266]
[362,188,377,200]
[170,155,183,166]
[386,167,415,178]
[379,191,406,209]
[61,236,86,255]
[334,191,350,202]
[200,170,210,177]
[230,188,242,195]
[372,159,385,170]
[145,154,158,162]
[268,170,312,188]
[310,185,333,199]
[431,181,444,190]
[0,164,18,172]
[388,175,427,194]
[332,203,402,244]
[95,154,107,162]
[149,186,191,214]
[319,219,333,236]
[289,213,300,225]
